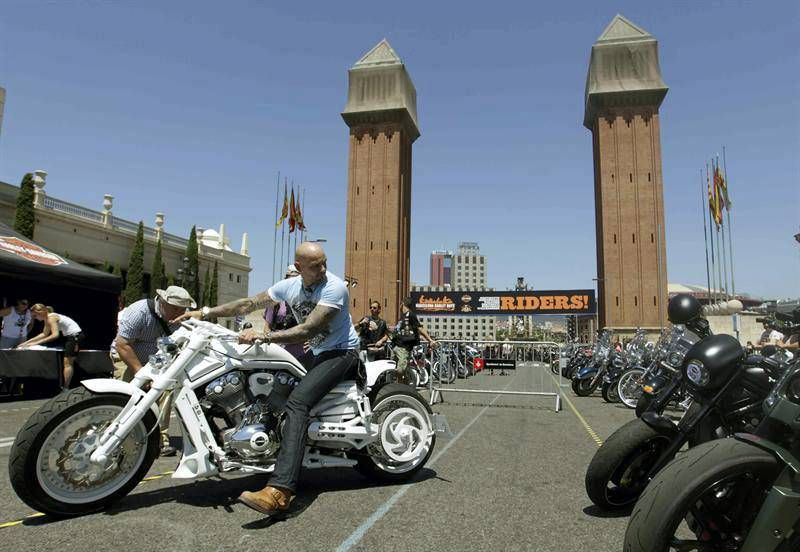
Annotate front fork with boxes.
[89,340,200,464]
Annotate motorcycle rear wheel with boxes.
[357,384,436,482]
[9,387,160,517]
[623,438,781,552]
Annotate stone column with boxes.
[584,15,669,330]
[102,195,114,227]
[155,212,165,241]
[32,170,47,207]
[341,39,420,324]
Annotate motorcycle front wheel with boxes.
[9,387,160,517]
[585,418,672,510]
[601,380,621,403]
[357,384,436,482]
[623,438,782,552]
[618,369,645,409]
[571,377,597,397]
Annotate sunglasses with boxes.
[371,306,381,310]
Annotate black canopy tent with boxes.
[0,222,121,349]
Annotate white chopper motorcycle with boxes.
[9,319,438,517]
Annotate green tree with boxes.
[184,226,200,303]
[13,173,36,239]
[123,222,146,306]
[209,260,219,306]
[201,266,210,306]
[112,264,122,277]
[167,274,175,287]
[150,237,165,295]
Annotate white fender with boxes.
[80,378,160,418]
[364,359,397,387]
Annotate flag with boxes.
[715,164,731,211]
[708,163,722,227]
[276,185,288,228]
[707,172,718,227]
[712,162,723,225]
[296,196,306,231]
[288,188,296,233]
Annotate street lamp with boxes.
[177,256,195,288]
[591,277,604,336]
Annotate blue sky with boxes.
[1,1,797,299]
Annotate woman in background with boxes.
[18,304,84,389]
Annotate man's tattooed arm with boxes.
[268,304,338,344]
[209,291,275,319]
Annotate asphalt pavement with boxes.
[0,363,636,552]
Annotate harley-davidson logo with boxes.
[0,236,67,266]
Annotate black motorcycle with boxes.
[585,333,785,510]
[572,329,613,396]
[623,349,799,551]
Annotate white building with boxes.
[0,173,251,327]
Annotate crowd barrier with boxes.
[420,340,563,412]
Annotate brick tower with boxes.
[342,39,420,324]
[584,15,669,330]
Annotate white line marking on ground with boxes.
[335,379,516,552]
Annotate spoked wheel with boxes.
[9,387,160,517]
[415,362,430,387]
[432,361,456,384]
[624,438,782,552]
[618,369,645,409]
[357,384,436,482]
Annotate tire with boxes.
[618,369,645,409]
[8,387,160,517]
[572,377,597,397]
[601,381,621,403]
[433,361,456,384]
[623,439,781,552]
[357,384,436,482]
[585,418,672,510]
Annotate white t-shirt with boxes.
[268,272,360,355]
[760,329,785,344]
[55,314,82,337]
[1,309,31,339]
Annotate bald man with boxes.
[177,242,360,514]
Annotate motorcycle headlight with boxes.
[148,352,170,371]
[685,360,710,387]
[157,336,177,355]
[787,374,800,404]
[667,351,683,367]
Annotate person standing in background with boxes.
[0,299,33,349]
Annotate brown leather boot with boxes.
[238,485,293,514]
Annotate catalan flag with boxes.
[276,184,288,228]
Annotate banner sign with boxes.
[484,358,517,370]
[410,289,596,316]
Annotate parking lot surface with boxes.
[0,363,636,552]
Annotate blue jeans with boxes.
[268,349,358,493]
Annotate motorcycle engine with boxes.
[203,370,299,460]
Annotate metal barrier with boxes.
[422,340,563,412]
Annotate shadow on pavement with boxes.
[20,467,438,529]
[582,504,631,519]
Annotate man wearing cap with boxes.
[111,285,196,456]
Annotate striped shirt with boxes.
[112,299,178,364]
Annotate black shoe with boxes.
[160,445,177,457]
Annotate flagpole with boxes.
[722,146,736,299]
[706,163,718,304]
[272,171,280,285]
[280,178,286,274]
[700,169,712,304]
[301,187,306,243]
[716,156,729,300]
